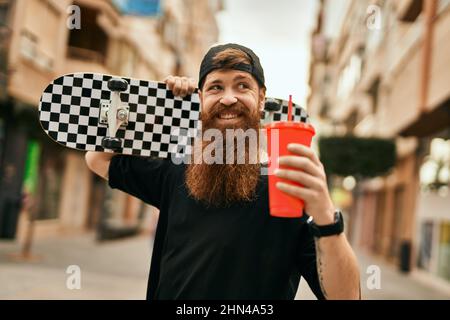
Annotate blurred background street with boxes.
[0,234,151,299]
[0,233,448,299]
[0,0,449,299]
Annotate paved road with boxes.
[0,234,151,299]
[296,250,450,300]
[0,233,448,299]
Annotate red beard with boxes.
[185,100,262,207]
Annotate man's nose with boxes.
[220,91,238,106]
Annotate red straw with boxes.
[288,95,293,122]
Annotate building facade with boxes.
[0,0,221,242]
[308,0,450,288]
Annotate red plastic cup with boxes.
[265,122,316,218]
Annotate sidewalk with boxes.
[296,249,450,300]
[1,234,449,300]
[0,233,151,299]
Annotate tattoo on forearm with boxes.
[315,238,328,299]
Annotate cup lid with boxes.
[265,121,315,134]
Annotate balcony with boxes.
[67,46,105,65]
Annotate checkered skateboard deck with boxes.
[38,72,309,159]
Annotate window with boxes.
[337,54,363,100]
[368,78,381,114]
[397,0,423,22]
[418,221,434,271]
[365,0,387,52]
[437,222,450,281]
[20,30,38,60]
[67,5,108,64]
[419,138,450,194]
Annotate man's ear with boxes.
[259,87,266,112]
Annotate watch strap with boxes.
[308,211,344,238]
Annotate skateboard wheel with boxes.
[108,78,128,92]
[265,99,281,111]
[102,137,122,151]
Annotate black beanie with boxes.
[198,43,265,89]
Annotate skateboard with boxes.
[38,73,309,159]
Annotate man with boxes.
[85,43,360,300]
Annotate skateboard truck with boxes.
[100,78,129,151]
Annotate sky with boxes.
[216,0,319,108]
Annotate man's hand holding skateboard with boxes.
[164,75,196,97]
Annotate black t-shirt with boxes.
[108,155,325,300]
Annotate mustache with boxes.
[203,101,252,120]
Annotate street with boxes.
[0,233,448,300]
[0,234,151,299]
[297,250,450,300]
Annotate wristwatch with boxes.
[308,210,344,238]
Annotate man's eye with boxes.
[238,83,249,89]
[208,85,222,91]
